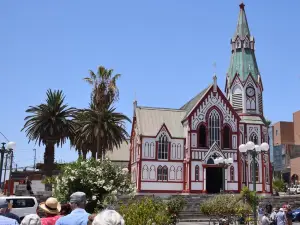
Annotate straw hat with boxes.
[39,197,61,215]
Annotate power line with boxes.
[0,132,9,142]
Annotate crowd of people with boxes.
[260,204,294,225]
[0,192,125,225]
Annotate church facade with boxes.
[129,3,272,194]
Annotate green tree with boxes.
[83,66,130,159]
[22,89,76,181]
[70,109,96,159]
[272,179,285,192]
[75,103,130,159]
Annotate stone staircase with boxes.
[116,194,300,222]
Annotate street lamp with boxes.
[238,141,269,225]
[0,142,16,193]
[214,157,234,192]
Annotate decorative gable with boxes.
[189,86,240,132]
[203,142,225,162]
[155,123,172,141]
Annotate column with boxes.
[225,168,228,191]
[203,167,207,193]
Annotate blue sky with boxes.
[0,0,299,168]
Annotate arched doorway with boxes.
[291,174,299,185]
[206,157,223,193]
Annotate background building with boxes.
[271,111,300,184]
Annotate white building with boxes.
[129,3,271,194]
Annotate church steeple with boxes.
[226,3,264,115]
[235,3,251,38]
[226,3,260,88]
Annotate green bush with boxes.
[200,194,252,217]
[119,197,170,225]
[272,179,285,192]
[239,186,260,206]
[166,196,186,224]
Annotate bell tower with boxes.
[225,3,264,116]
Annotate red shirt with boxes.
[41,215,62,225]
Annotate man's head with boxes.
[0,198,9,214]
[69,192,87,210]
[92,210,125,225]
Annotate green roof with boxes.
[227,3,260,86]
[227,48,260,83]
[233,3,251,39]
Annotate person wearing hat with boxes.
[0,198,20,223]
[55,192,89,225]
[39,197,62,225]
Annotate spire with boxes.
[234,2,251,38]
[226,3,260,87]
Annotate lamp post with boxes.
[0,142,16,191]
[214,157,234,192]
[238,141,269,225]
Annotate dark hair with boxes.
[60,204,72,216]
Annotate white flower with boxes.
[92,195,97,200]
[122,168,129,173]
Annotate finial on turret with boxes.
[239,1,245,9]
[133,92,137,117]
[213,75,217,93]
[212,62,217,92]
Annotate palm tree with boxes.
[70,109,96,159]
[76,103,130,159]
[84,66,120,109]
[22,89,76,179]
[83,66,123,159]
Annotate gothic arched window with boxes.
[158,134,168,160]
[250,161,259,182]
[209,110,221,147]
[249,133,258,145]
[195,165,199,181]
[230,166,234,181]
[162,166,168,181]
[207,158,215,164]
[199,124,207,147]
[157,166,168,181]
[223,125,230,148]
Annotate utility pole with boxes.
[33,149,36,171]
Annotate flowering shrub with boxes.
[50,158,135,213]
[119,197,170,225]
[200,194,251,218]
[166,196,186,224]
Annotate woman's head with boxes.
[21,214,41,225]
[92,210,125,225]
[60,203,72,215]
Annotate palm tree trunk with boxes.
[44,141,55,191]
[78,149,82,159]
[91,150,96,159]
[97,134,100,160]
[82,151,87,160]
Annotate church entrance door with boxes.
[206,167,223,193]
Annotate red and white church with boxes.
[129,3,271,194]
